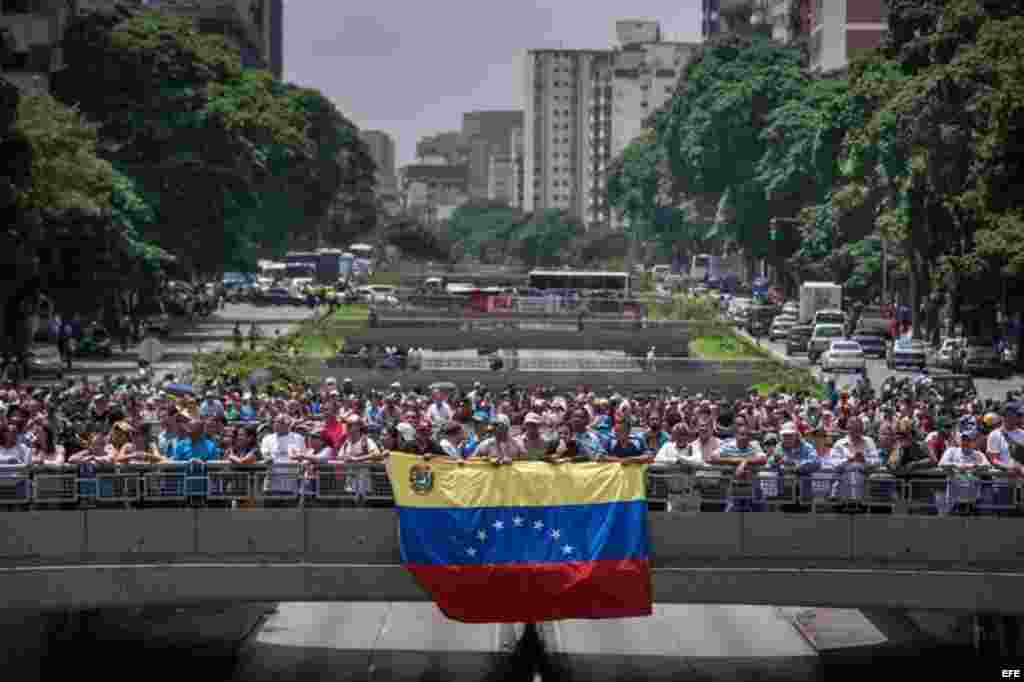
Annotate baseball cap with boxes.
[780,422,798,436]
[523,412,542,425]
[959,416,978,439]
[325,377,337,385]
[493,414,511,428]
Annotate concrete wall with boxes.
[312,367,777,397]
[4,510,1024,613]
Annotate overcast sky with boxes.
[282,0,703,168]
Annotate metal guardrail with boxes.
[0,463,1020,515]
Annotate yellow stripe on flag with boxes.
[386,451,648,509]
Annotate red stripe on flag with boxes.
[407,559,653,623]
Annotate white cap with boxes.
[780,422,798,436]
[523,412,543,425]
[494,414,511,428]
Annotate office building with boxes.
[461,110,523,200]
[399,163,470,227]
[523,20,697,230]
[359,129,399,215]
[416,131,467,165]
[487,152,515,204]
[702,0,769,38]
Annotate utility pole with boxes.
[881,232,888,307]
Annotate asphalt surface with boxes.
[29,303,313,383]
[748,331,1021,402]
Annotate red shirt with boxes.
[322,418,347,451]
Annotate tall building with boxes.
[416,131,467,165]
[509,127,524,209]
[808,0,886,73]
[461,110,523,200]
[359,130,399,214]
[400,163,470,228]
[487,152,515,204]
[523,21,697,230]
[359,130,395,178]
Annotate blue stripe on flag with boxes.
[397,500,649,566]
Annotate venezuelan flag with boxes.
[386,452,653,623]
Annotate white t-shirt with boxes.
[986,428,1024,466]
[655,440,704,466]
[475,436,527,461]
[260,432,305,462]
[338,436,380,460]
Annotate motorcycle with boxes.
[137,359,153,382]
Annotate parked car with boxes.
[808,323,845,364]
[357,285,400,305]
[886,337,928,372]
[963,337,1007,377]
[785,324,813,356]
[769,315,796,342]
[929,373,977,401]
[260,287,300,306]
[821,340,867,373]
[781,301,798,317]
[936,337,965,370]
[851,328,887,359]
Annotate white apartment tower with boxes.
[524,21,697,230]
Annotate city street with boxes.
[31,303,314,383]
[749,333,1020,402]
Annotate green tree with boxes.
[445,200,527,260]
[515,210,584,268]
[655,34,806,276]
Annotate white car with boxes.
[769,315,796,342]
[782,302,798,317]
[357,285,399,305]
[936,337,965,369]
[821,340,867,373]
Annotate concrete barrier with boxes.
[311,366,778,397]
[4,511,1024,613]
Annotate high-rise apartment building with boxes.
[524,21,697,230]
[359,129,399,212]
[400,163,470,227]
[487,152,515,205]
[808,0,886,73]
[509,127,524,209]
[702,0,770,38]
[462,110,523,200]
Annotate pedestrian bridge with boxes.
[2,510,1024,614]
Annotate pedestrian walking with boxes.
[119,311,132,353]
[646,346,657,373]
[248,322,261,351]
[232,322,243,351]
[57,317,74,370]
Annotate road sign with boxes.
[137,338,164,364]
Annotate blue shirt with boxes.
[171,437,221,462]
[239,406,257,421]
[609,438,645,459]
[774,440,820,473]
[574,430,607,459]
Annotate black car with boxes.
[929,374,977,401]
[785,325,813,355]
[851,329,887,358]
[963,337,1007,377]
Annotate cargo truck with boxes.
[798,282,843,326]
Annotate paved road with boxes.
[32,303,313,383]
[749,332,1021,402]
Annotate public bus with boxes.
[315,248,355,283]
[526,270,631,296]
[690,254,720,282]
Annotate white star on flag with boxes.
[562,545,574,555]
[493,520,504,531]
[512,516,524,527]
[477,529,487,542]
[466,547,477,557]
[550,529,561,540]
[534,520,545,530]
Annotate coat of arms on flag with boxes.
[386,452,653,624]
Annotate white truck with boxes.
[799,282,843,326]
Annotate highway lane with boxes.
[232,603,522,682]
[748,332,1020,402]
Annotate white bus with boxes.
[690,254,720,282]
[527,269,631,296]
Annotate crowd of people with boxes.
[1,371,1022,513]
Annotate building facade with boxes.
[461,110,523,200]
[523,21,697,230]
[509,127,524,209]
[358,129,399,216]
[808,0,886,73]
[399,163,470,229]
[415,131,467,165]
[486,152,515,204]
[1,0,78,93]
